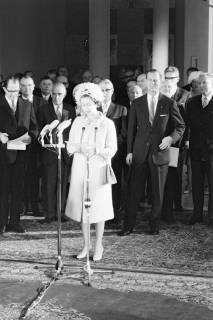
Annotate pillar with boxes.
[152,0,169,75]
[89,0,110,78]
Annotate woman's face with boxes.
[80,96,97,116]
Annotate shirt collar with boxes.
[102,100,111,115]
[22,95,33,103]
[5,96,18,108]
[53,103,63,112]
[202,93,213,103]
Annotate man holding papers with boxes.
[0,76,38,234]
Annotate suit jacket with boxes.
[186,94,213,160]
[173,87,190,107]
[0,96,38,164]
[99,102,127,159]
[37,102,76,165]
[172,87,190,148]
[127,93,185,165]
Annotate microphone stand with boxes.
[82,151,113,287]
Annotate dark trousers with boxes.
[111,155,126,217]
[124,153,168,229]
[24,145,41,214]
[42,160,68,219]
[162,150,184,218]
[0,154,25,228]
[191,156,213,221]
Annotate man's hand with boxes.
[126,153,133,165]
[66,142,81,155]
[185,140,189,149]
[159,136,173,150]
[22,136,32,145]
[0,132,9,144]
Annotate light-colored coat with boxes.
[65,114,117,223]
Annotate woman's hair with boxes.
[73,82,104,106]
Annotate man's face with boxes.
[126,81,137,91]
[40,79,53,95]
[147,72,161,96]
[82,71,93,83]
[52,85,66,106]
[58,67,68,77]
[137,74,147,91]
[164,71,179,87]
[128,86,142,102]
[4,79,20,100]
[161,81,173,98]
[99,82,114,104]
[20,78,35,97]
[199,75,213,96]
[56,75,69,89]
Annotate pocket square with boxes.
[160,114,167,117]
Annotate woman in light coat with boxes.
[65,83,117,261]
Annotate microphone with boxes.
[39,120,59,138]
[40,124,51,138]
[48,119,60,133]
[57,119,72,145]
[56,119,72,135]
[39,120,59,145]
[48,120,60,144]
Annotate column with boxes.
[208,0,213,73]
[152,0,169,75]
[89,0,110,78]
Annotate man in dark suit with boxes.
[20,75,45,217]
[0,76,38,233]
[35,76,53,103]
[99,79,128,223]
[37,82,76,224]
[118,69,185,236]
[161,66,189,222]
[186,72,213,226]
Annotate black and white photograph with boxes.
[0,0,213,319]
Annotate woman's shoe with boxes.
[77,247,88,259]
[93,245,103,261]
[76,245,92,259]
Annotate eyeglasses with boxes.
[102,88,113,92]
[6,89,19,93]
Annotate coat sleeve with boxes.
[169,100,185,144]
[28,104,38,141]
[98,119,117,160]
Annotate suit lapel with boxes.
[49,103,58,120]
[61,107,69,121]
[106,102,115,118]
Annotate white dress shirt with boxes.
[147,93,159,116]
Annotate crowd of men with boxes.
[0,64,213,236]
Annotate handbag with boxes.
[106,164,117,185]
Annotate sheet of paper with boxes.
[7,141,26,150]
[169,147,179,167]
[7,133,29,150]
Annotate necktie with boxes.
[202,97,208,108]
[56,106,62,121]
[11,99,17,113]
[149,96,155,125]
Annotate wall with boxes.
[0,0,66,83]
[175,0,209,85]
